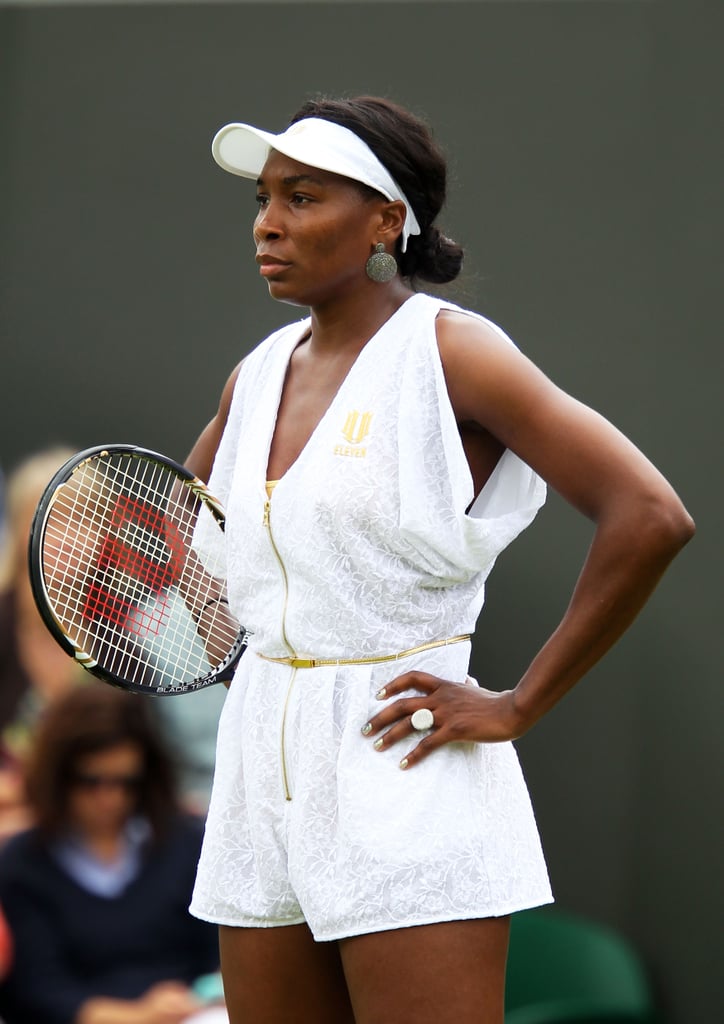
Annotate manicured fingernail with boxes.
[375,687,387,700]
[361,722,372,736]
[399,757,409,770]
[373,737,384,750]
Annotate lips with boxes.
[256,254,292,279]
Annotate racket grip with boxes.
[216,631,251,684]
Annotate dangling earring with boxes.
[365,243,398,283]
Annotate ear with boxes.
[375,199,407,247]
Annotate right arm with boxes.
[183,362,243,681]
[184,361,243,482]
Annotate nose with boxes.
[97,786,129,809]
[253,200,285,244]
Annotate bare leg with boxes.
[218,922,355,1024]
[340,917,510,1024]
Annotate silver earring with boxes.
[365,243,398,283]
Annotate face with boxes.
[66,742,144,838]
[253,150,386,307]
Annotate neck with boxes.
[307,279,413,356]
[83,831,126,863]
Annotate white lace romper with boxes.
[189,293,553,940]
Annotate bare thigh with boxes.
[218,923,355,1024]
[339,917,511,1024]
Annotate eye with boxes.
[255,193,269,208]
[290,193,313,205]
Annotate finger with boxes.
[373,670,442,701]
[398,730,444,771]
[366,711,422,751]
[361,696,431,737]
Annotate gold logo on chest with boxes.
[335,410,372,457]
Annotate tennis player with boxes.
[185,96,694,1024]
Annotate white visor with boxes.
[212,117,422,252]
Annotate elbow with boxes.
[675,505,696,548]
[643,492,696,561]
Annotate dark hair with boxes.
[289,96,464,285]
[24,685,179,841]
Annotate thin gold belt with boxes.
[256,634,471,670]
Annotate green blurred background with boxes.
[1,1,721,1020]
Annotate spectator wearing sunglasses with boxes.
[0,685,222,1024]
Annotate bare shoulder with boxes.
[434,307,553,427]
[435,308,690,526]
[185,359,244,480]
[435,307,542,380]
[218,358,245,418]
[435,306,519,343]
[435,307,506,351]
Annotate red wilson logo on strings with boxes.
[82,495,185,637]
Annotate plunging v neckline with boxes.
[263,296,418,489]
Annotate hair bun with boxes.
[402,227,464,285]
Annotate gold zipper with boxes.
[279,667,298,802]
[263,495,296,801]
[262,497,296,656]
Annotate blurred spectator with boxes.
[151,683,226,815]
[0,685,222,1024]
[0,447,85,839]
[0,903,11,982]
[0,465,6,556]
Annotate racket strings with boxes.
[41,453,240,690]
[44,461,114,626]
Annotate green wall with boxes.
[1,2,721,1020]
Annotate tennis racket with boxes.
[28,445,249,695]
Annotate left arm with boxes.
[363,312,695,766]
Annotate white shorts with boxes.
[189,642,553,941]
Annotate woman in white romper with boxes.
[186,97,694,1024]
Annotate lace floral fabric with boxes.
[190,294,553,938]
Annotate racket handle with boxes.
[216,630,252,684]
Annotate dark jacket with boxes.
[0,815,218,1024]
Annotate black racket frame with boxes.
[28,443,248,695]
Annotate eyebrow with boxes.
[256,173,326,188]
